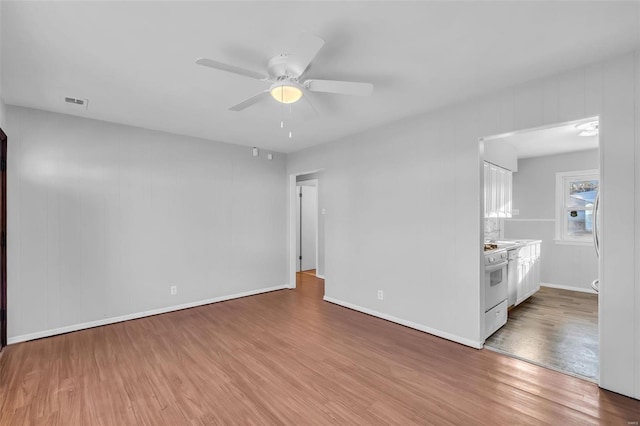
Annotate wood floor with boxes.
[1,274,639,425]
[299,268,317,277]
[485,286,598,381]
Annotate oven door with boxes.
[485,261,508,311]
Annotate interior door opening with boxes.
[479,117,600,383]
[289,171,324,298]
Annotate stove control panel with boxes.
[485,250,507,265]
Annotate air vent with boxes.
[64,96,89,110]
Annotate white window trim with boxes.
[555,169,599,245]
[553,239,593,247]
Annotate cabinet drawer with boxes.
[484,299,508,339]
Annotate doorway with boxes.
[296,180,318,274]
[480,117,600,382]
[289,171,324,298]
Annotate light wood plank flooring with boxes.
[0,274,638,425]
[485,286,598,381]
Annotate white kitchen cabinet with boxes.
[515,241,541,306]
[484,162,512,218]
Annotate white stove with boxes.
[484,248,507,265]
[484,247,508,339]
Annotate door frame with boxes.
[478,116,600,382]
[288,170,322,289]
[0,128,6,349]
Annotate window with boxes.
[555,169,599,244]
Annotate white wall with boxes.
[504,149,598,291]
[0,0,5,128]
[0,98,4,129]
[635,49,640,403]
[6,106,288,342]
[288,104,483,349]
[287,51,640,399]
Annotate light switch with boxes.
[321,208,326,215]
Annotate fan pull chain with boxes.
[280,88,285,130]
[288,104,293,139]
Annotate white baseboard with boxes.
[323,296,483,349]
[8,285,288,345]
[541,282,597,294]
[316,274,325,279]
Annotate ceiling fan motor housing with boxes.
[268,54,304,79]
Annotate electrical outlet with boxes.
[512,208,520,216]
[377,290,383,300]
[170,285,177,295]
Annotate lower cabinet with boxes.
[515,241,541,306]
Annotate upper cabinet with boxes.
[484,162,512,218]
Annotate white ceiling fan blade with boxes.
[300,92,318,118]
[304,79,374,96]
[196,58,268,80]
[285,33,325,77]
[229,91,271,111]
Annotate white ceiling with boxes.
[492,120,599,159]
[2,1,639,154]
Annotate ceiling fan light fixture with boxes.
[270,82,303,104]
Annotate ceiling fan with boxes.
[196,33,374,112]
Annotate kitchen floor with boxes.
[484,286,598,381]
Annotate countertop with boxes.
[485,238,542,251]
